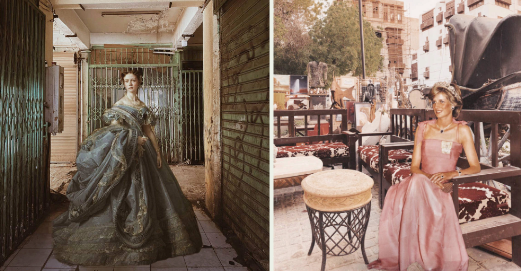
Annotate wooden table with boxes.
[273,156,323,189]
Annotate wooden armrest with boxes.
[379,142,415,174]
[381,142,415,150]
[342,131,356,135]
[450,166,521,185]
[358,132,393,137]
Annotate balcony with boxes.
[423,42,430,52]
[389,62,406,69]
[386,38,404,45]
[436,12,443,23]
[458,2,465,13]
[443,34,449,44]
[496,0,512,4]
[424,70,430,79]
[411,63,418,80]
[421,18,434,31]
[445,9,455,19]
[468,0,483,7]
[436,37,442,47]
[411,72,418,80]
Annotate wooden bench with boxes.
[344,109,425,207]
[274,109,351,169]
[376,109,521,265]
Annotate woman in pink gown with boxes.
[368,82,481,271]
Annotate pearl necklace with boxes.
[436,122,452,134]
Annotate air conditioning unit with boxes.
[45,65,64,135]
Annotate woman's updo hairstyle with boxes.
[428,82,463,118]
[120,68,143,85]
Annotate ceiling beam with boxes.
[52,0,204,9]
[173,7,203,48]
[54,9,90,49]
[90,32,174,45]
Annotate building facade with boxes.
[349,0,419,87]
[417,0,521,86]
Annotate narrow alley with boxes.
[1,164,248,271]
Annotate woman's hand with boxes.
[429,171,457,189]
[157,154,162,168]
[138,136,148,146]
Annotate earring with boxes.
[451,106,455,110]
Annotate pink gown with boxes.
[376,120,468,271]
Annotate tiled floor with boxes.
[274,165,520,271]
[0,206,247,271]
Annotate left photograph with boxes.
[0,0,270,270]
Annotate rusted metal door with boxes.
[87,46,204,164]
[0,0,48,265]
[214,0,270,268]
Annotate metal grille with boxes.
[0,0,48,265]
[87,47,203,164]
[180,70,204,163]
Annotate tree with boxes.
[309,2,383,86]
[274,0,322,75]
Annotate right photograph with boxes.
[273,0,521,270]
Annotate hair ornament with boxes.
[433,82,460,100]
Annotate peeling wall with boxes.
[203,2,222,220]
[126,10,178,33]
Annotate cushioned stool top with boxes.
[358,145,412,172]
[302,169,373,212]
[381,163,511,224]
[277,142,349,159]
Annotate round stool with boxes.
[301,169,374,271]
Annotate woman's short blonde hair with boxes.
[428,82,463,118]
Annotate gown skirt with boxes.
[53,105,202,266]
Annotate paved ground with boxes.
[1,165,244,271]
[274,166,521,271]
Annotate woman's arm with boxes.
[142,124,162,168]
[454,125,481,176]
[410,125,433,179]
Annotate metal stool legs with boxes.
[306,202,371,271]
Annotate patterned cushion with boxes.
[276,142,349,159]
[458,182,510,223]
[382,163,511,224]
[383,162,412,185]
[358,145,413,172]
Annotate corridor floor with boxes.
[1,165,247,271]
[274,166,520,271]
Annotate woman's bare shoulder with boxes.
[458,124,474,143]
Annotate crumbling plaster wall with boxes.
[203,2,222,220]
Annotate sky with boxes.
[403,0,443,19]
